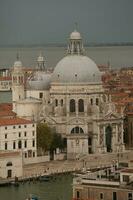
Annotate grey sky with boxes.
[0,0,133,45]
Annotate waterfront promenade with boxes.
[23,150,133,178]
[0,150,133,185]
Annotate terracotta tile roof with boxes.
[121,168,133,173]
[0,151,21,158]
[0,103,16,118]
[0,76,11,81]
[0,103,12,111]
[0,111,16,118]
[0,117,33,126]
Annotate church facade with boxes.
[12,30,125,158]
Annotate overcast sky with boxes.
[0,0,133,46]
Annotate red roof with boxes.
[121,168,133,173]
[0,103,12,111]
[0,118,33,126]
[0,76,11,81]
[0,103,16,118]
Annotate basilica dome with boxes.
[51,30,101,84]
[28,71,51,90]
[52,55,101,83]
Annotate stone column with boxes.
[66,96,69,117]
[76,100,78,117]
[84,98,87,117]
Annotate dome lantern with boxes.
[37,52,45,71]
[67,27,84,55]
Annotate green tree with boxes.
[50,133,65,151]
[37,123,53,152]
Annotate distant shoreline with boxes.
[0,43,133,48]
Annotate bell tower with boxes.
[12,54,25,112]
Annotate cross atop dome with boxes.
[67,26,84,55]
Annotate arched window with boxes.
[6,162,13,167]
[55,99,58,107]
[105,126,112,152]
[78,99,84,112]
[60,99,63,106]
[90,98,93,105]
[96,98,99,105]
[70,99,76,112]
[71,126,84,134]
[18,141,22,149]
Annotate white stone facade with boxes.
[0,151,23,178]
[0,118,37,160]
[12,30,125,158]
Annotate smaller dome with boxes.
[70,30,81,40]
[13,60,23,71]
[14,61,22,67]
[28,71,51,90]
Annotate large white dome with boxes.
[51,55,101,83]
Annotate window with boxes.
[5,126,7,130]
[5,134,7,139]
[13,141,16,149]
[100,193,104,199]
[96,98,99,105]
[32,124,34,127]
[32,131,35,136]
[113,192,117,200]
[123,175,129,182]
[24,132,27,137]
[76,191,80,199]
[39,92,43,98]
[18,125,21,128]
[6,162,12,167]
[88,137,92,145]
[13,126,15,129]
[24,140,27,148]
[32,140,35,147]
[18,141,22,149]
[60,99,63,106]
[71,127,84,134]
[5,142,7,150]
[70,99,76,112]
[90,98,93,105]
[55,99,58,107]
[24,125,27,128]
[128,193,133,200]
[25,153,27,158]
[33,152,35,157]
[78,99,84,112]
[18,132,21,137]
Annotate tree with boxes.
[50,133,65,152]
[37,123,66,156]
[37,123,53,152]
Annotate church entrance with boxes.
[7,169,12,178]
[105,125,112,152]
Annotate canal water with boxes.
[0,174,73,200]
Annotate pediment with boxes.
[67,117,85,125]
[40,116,56,125]
[103,112,119,120]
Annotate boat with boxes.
[25,194,39,200]
[39,175,51,182]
